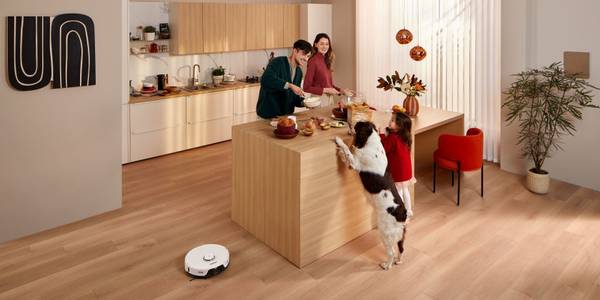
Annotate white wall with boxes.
[501,0,600,191]
[0,0,125,242]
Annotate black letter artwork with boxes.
[7,13,96,91]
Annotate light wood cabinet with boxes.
[203,3,227,53]
[169,2,203,55]
[168,3,300,54]
[283,4,300,47]
[246,4,266,50]
[265,4,285,49]
[226,4,246,52]
[130,97,187,162]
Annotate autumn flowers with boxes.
[377,71,426,97]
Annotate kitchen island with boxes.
[231,106,463,267]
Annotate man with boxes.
[256,40,312,119]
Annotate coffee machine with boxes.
[157,74,168,90]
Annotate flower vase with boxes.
[403,95,420,116]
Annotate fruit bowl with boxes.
[303,96,321,108]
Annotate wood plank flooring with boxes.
[1,141,600,299]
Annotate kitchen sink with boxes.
[182,85,210,92]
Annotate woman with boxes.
[303,33,351,105]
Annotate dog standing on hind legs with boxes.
[334,121,409,270]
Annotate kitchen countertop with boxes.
[129,81,260,104]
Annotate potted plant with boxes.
[143,26,156,41]
[503,62,599,194]
[212,66,225,85]
[377,71,426,116]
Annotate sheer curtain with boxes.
[356,0,501,162]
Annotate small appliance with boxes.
[184,244,229,279]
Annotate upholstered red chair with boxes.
[433,128,484,206]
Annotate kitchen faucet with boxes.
[190,64,201,87]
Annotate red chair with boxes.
[433,128,484,206]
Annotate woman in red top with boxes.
[380,112,415,218]
[303,33,351,104]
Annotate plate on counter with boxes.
[329,121,346,128]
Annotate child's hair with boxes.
[392,112,412,147]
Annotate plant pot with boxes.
[212,75,224,85]
[144,32,155,41]
[403,95,420,116]
[526,168,550,194]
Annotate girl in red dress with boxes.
[380,112,415,218]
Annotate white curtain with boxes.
[356,0,501,162]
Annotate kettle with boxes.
[157,74,169,90]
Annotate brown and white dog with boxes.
[335,121,408,270]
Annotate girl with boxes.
[303,33,352,105]
[380,112,415,218]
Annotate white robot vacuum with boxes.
[184,244,229,278]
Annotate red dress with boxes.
[303,52,340,95]
[380,133,412,182]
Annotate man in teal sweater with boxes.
[256,40,313,119]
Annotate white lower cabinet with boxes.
[186,91,234,148]
[233,113,260,125]
[131,127,187,161]
[122,104,130,164]
[126,85,261,162]
[233,85,260,115]
[187,117,233,148]
[233,85,260,125]
[130,97,187,162]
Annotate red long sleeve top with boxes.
[380,133,413,182]
[303,52,339,95]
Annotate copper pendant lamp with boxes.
[396,0,412,45]
[396,29,413,45]
[410,0,427,61]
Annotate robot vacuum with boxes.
[184,244,229,278]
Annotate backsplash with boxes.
[128,49,290,89]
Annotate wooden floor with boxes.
[1,142,600,300]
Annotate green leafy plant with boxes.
[143,26,156,33]
[212,66,225,76]
[503,62,599,174]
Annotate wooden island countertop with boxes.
[231,106,463,267]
